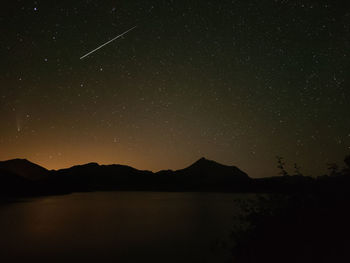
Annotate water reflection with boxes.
[0,192,248,262]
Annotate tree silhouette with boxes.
[276,156,289,176]
[293,163,302,176]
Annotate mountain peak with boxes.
[190,157,224,168]
[0,158,42,166]
[174,157,249,183]
[4,158,30,163]
[0,158,49,180]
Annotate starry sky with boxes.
[1,0,349,177]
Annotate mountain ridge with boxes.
[3,157,347,197]
[0,157,250,195]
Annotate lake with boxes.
[0,191,251,262]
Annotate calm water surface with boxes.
[0,192,251,262]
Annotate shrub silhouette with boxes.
[230,154,350,263]
[344,155,350,168]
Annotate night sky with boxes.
[1,0,349,177]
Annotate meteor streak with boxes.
[80,26,136,60]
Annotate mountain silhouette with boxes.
[1,156,349,198]
[169,157,250,189]
[52,162,154,191]
[176,157,248,178]
[0,159,49,180]
[0,157,251,195]
[0,169,32,195]
[0,159,51,196]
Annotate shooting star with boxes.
[80,26,136,60]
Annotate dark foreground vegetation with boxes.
[230,155,350,263]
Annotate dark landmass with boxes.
[1,155,350,262]
[1,156,350,198]
[0,157,252,197]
